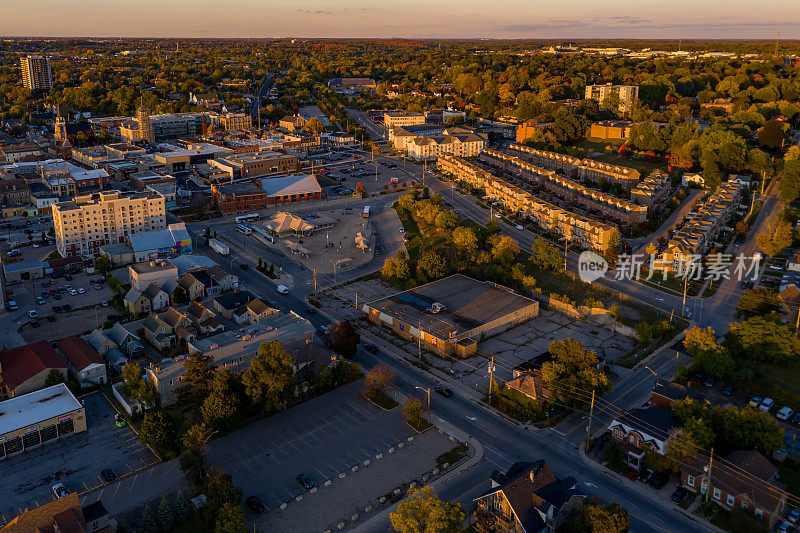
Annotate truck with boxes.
[362,205,370,218]
[209,238,230,256]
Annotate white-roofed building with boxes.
[259,174,322,205]
[127,223,192,261]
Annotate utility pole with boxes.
[682,275,688,313]
[704,448,714,502]
[585,389,595,444]
[313,268,317,291]
[417,319,423,362]
[564,238,568,271]
[488,356,495,404]
[795,306,799,336]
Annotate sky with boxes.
[1,0,799,39]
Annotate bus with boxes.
[235,213,260,224]
[362,206,370,218]
[236,223,253,235]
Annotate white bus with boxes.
[235,213,260,224]
[236,224,252,235]
[362,205,370,218]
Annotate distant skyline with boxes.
[1,0,799,40]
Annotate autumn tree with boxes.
[757,219,792,257]
[417,250,446,279]
[452,226,478,256]
[489,234,520,264]
[363,365,393,395]
[403,397,426,427]
[121,362,158,406]
[541,339,611,407]
[382,251,412,282]
[242,341,294,411]
[390,486,465,533]
[355,181,365,196]
[530,237,562,272]
[178,351,214,404]
[736,287,782,317]
[562,499,630,533]
[329,320,360,359]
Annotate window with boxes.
[713,488,721,500]
[687,475,695,488]
[727,495,734,506]
[755,508,762,518]
[741,501,748,510]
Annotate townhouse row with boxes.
[437,153,617,251]
[509,143,641,188]
[479,149,648,226]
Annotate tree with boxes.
[174,491,192,524]
[645,243,658,256]
[121,362,157,406]
[417,250,446,279]
[711,404,784,455]
[303,117,324,135]
[780,159,800,202]
[736,288,782,317]
[727,316,800,363]
[139,411,176,454]
[576,500,630,533]
[94,255,112,276]
[757,220,792,257]
[139,505,159,533]
[329,320,360,359]
[389,486,465,533]
[398,193,416,211]
[158,497,174,532]
[489,235,520,264]
[434,210,458,229]
[214,502,246,533]
[758,120,786,150]
[205,468,243,512]
[403,397,426,427]
[242,341,294,412]
[541,339,611,407]
[364,365,393,395]
[683,327,721,357]
[107,275,121,294]
[45,369,64,386]
[201,370,240,430]
[452,226,478,256]
[382,252,412,282]
[355,181,366,197]
[178,351,214,404]
[530,237,562,271]
[693,347,735,380]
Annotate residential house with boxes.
[0,341,68,398]
[57,336,107,387]
[83,329,116,358]
[186,301,224,334]
[104,323,146,360]
[180,266,238,299]
[505,356,553,402]
[145,307,197,348]
[1,493,112,533]
[608,407,680,469]
[142,314,176,351]
[124,287,152,315]
[233,297,279,325]
[178,271,206,301]
[473,460,584,533]
[211,290,257,319]
[143,282,170,311]
[650,378,705,409]
[680,450,785,528]
[779,285,800,326]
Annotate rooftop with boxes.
[129,260,177,275]
[0,383,82,436]
[259,174,321,198]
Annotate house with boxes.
[212,290,257,319]
[506,371,549,402]
[779,285,800,325]
[83,329,116,357]
[145,306,198,348]
[608,407,680,469]
[683,172,705,187]
[128,260,178,291]
[124,287,152,315]
[650,378,705,409]
[1,493,112,533]
[104,323,146,360]
[179,266,238,299]
[144,282,170,311]
[57,336,107,387]
[186,301,224,334]
[178,271,206,301]
[0,341,68,398]
[473,460,584,533]
[233,297,279,325]
[143,314,176,351]
[680,450,785,528]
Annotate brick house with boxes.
[650,378,706,409]
[608,407,680,469]
[211,181,266,214]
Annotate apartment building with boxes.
[210,151,298,179]
[407,131,486,162]
[661,180,744,269]
[120,112,208,142]
[220,112,252,131]
[437,154,616,251]
[585,84,639,114]
[508,144,581,174]
[389,124,447,150]
[52,191,167,257]
[590,120,632,140]
[383,111,425,128]
[481,149,647,226]
[21,55,52,91]
[578,159,641,188]
[630,170,671,206]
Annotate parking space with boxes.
[0,392,157,524]
[205,380,414,512]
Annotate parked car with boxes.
[788,508,800,524]
[778,407,796,421]
[648,471,668,489]
[27,310,39,319]
[435,387,453,398]
[77,288,85,294]
[749,396,763,408]
[102,300,109,307]
[671,487,688,503]
[52,483,68,499]
[704,377,714,387]
[239,264,250,270]
[69,288,77,296]
[363,343,378,354]
[114,414,126,428]
[52,305,61,313]
[305,307,316,314]
[246,496,265,514]
[778,521,792,533]
[759,398,775,412]
[791,412,800,426]
[36,296,45,304]
[62,304,71,311]
[7,300,18,311]
[296,474,316,491]
[721,386,734,396]
[638,468,654,484]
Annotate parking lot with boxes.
[0,392,157,524]
[205,380,415,512]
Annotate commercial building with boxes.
[21,55,52,91]
[0,341,67,398]
[389,123,447,150]
[127,222,192,261]
[137,106,154,143]
[328,78,376,93]
[0,384,86,460]
[585,84,639,114]
[154,143,233,173]
[364,274,538,357]
[438,154,617,251]
[515,119,553,143]
[259,174,322,205]
[264,211,335,237]
[129,259,179,291]
[383,111,426,128]
[211,181,267,214]
[589,120,632,140]
[220,112,252,131]
[146,311,315,404]
[0,142,43,163]
[52,190,167,257]
[210,151,298,179]
[278,115,307,132]
[407,131,486,162]
[120,112,209,142]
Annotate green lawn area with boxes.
[395,206,448,261]
[757,361,800,396]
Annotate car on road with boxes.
[27,310,39,319]
[363,343,379,354]
[100,469,117,483]
[296,474,317,491]
[52,483,68,499]
[399,227,404,233]
[7,300,18,311]
[789,508,800,524]
[722,386,734,396]
[704,377,714,387]
[276,285,289,294]
[494,213,502,219]
[102,300,109,307]
[435,387,453,398]
[749,396,762,408]
[36,296,46,304]
[778,407,796,421]
[638,468,654,484]
[78,288,85,294]
[246,496,265,514]
[760,398,775,412]
[671,487,688,503]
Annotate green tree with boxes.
[241,341,295,411]
[758,120,787,150]
[139,411,176,454]
[389,486,465,533]
[121,362,157,406]
[174,491,192,524]
[434,210,458,229]
[736,288,782,317]
[541,339,611,407]
[403,396,426,427]
[727,316,800,363]
[398,193,416,211]
[490,234,520,264]
[158,497,174,532]
[214,502,246,533]
[452,226,478,256]
[201,370,240,430]
[329,320,360,359]
[139,505,159,533]
[417,250,446,279]
[530,237,562,271]
[107,275,121,294]
[205,468,243,512]
[684,327,720,357]
[693,348,735,380]
[757,219,792,257]
[178,351,214,404]
[94,255,112,276]
[780,159,800,202]
[711,404,784,455]
[45,369,64,386]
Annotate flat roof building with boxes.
[364,274,539,357]
[210,151,298,179]
[0,383,86,460]
[384,111,426,128]
[21,55,52,91]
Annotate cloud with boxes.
[296,9,335,15]
[496,16,800,34]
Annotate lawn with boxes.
[361,389,399,410]
[436,443,469,466]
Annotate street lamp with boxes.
[415,386,431,414]
[645,365,658,388]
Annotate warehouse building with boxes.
[0,383,86,460]
[364,274,539,357]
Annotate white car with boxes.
[759,398,775,412]
[27,310,39,319]
[77,288,85,294]
[777,406,795,420]
[52,482,67,499]
[515,225,524,230]
[494,213,502,219]
[69,288,77,296]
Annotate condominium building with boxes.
[120,112,208,142]
[407,131,486,162]
[389,124,446,150]
[383,111,425,128]
[585,84,639,114]
[480,149,647,226]
[52,191,167,257]
[508,144,581,174]
[437,154,616,251]
[21,55,52,91]
[137,106,154,144]
[220,112,252,131]
[509,144,641,188]
[630,170,671,207]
